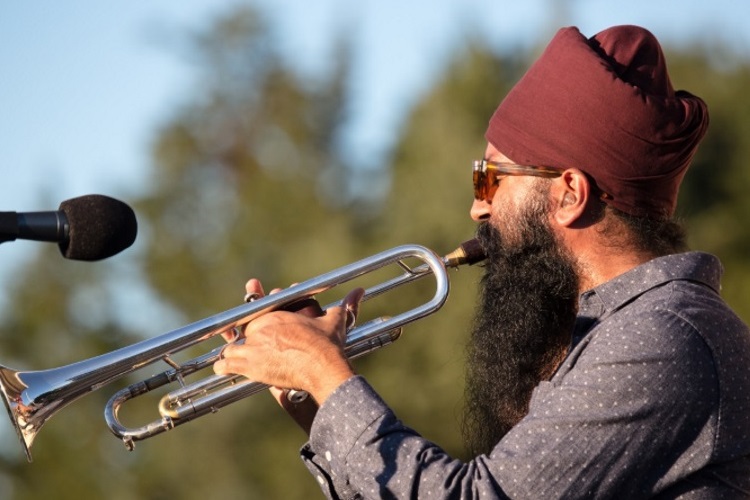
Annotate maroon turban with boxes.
[485,25,709,218]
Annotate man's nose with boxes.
[470,198,491,222]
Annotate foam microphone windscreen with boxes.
[58,195,138,261]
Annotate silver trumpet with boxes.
[0,240,484,461]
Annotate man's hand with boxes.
[214,279,363,415]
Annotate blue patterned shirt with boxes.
[301,252,750,499]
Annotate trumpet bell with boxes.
[0,366,52,462]
[1,361,120,462]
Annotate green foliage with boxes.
[668,43,750,321]
[1,6,750,499]
[138,7,356,320]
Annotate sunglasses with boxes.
[472,159,562,201]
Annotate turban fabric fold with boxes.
[485,25,709,218]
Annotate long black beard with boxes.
[462,195,579,457]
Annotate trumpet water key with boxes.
[0,239,485,461]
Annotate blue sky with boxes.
[1,0,749,284]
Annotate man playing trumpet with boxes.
[215,25,750,498]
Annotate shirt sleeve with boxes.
[302,375,510,500]
[301,309,719,499]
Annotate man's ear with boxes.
[551,169,591,228]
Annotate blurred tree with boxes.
[139,7,358,318]
[668,43,750,322]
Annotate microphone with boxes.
[0,194,138,261]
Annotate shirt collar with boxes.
[582,251,723,314]
[570,252,723,347]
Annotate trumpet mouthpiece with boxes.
[443,239,486,268]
